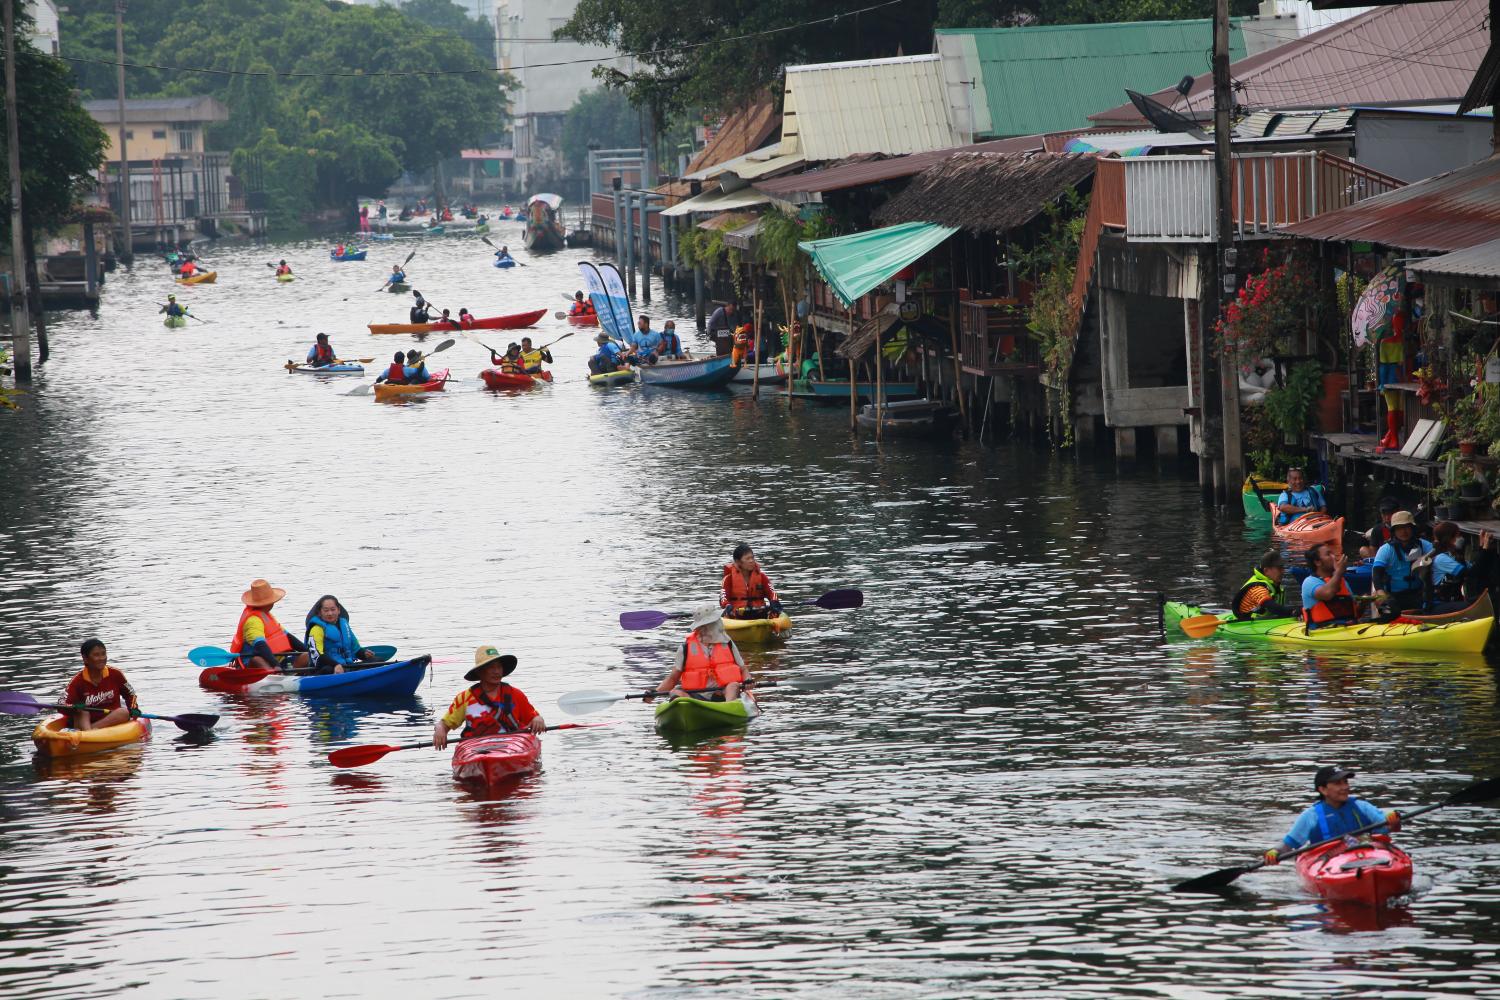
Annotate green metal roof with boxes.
[936,20,1247,138]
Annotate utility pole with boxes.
[3,0,32,382]
[1212,0,1242,508]
[114,0,132,262]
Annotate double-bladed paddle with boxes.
[159,303,209,324]
[346,338,456,396]
[187,643,399,668]
[461,329,572,358]
[556,674,843,716]
[376,250,418,292]
[619,589,864,631]
[0,690,219,733]
[1171,774,1500,893]
[327,721,616,769]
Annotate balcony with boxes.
[959,298,1037,376]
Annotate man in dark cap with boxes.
[1264,766,1400,866]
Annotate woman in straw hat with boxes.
[432,646,546,749]
[230,579,309,672]
[650,605,752,703]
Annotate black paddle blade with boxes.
[173,713,220,732]
[1171,862,1261,894]
[1448,776,1500,806]
[813,589,863,610]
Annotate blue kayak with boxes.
[198,655,429,697]
[494,258,516,269]
[330,250,368,261]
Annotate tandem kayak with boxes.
[1163,591,1494,653]
[32,716,151,758]
[722,613,792,643]
[198,655,430,696]
[367,308,546,335]
[1297,835,1412,907]
[1271,510,1344,549]
[589,367,637,386]
[373,368,448,401]
[451,732,541,787]
[163,316,187,328]
[285,361,365,376]
[330,250,367,261]
[175,271,217,285]
[654,694,760,735]
[480,368,551,390]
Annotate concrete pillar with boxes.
[1155,425,1180,459]
[623,193,635,298]
[83,220,99,297]
[638,194,650,304]
[694,264,706,330]
[612,189,623,263]
[1115,427,1137,460]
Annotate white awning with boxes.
[660,188,772,218]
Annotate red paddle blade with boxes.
[328,744,404,769]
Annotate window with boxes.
[152,129,167,140]
[177,129,195,152]
[124,130,134,140]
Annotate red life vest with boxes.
[312,343,334,364]
[571,302,595,316]
[680,632,741,691]
[385,363,406,383]
[721,563,775,612]
[1304,578,1357,628]
[228,608,292,654]
[460,683,520,739]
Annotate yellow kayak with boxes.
[31,715,152,758]
[175,271,217,285]
[722,613,792,643]
[1262,614,1494,654]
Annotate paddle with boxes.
[0,690,219,733]
[557,673,843,716]
[347,338,456,396]
[285,357,376,372]
[377,250,418,291]
[619,589,864,631]
[1172,774,1500,893]
[327,721,617,769]
[481,235,526,266]
[1247,475,1272,513]
[462,329,572,359]
[188,643,399,668]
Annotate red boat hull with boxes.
[481,368,552,389]
[1296,835,1413,907]
[199,665,274,693]
[451,733,541,787]
[567,313,599,326]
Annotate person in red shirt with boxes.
[61,638,139,730]
[720,543,783,620]
[432,646,546,749]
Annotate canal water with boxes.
[2,229,1499,998]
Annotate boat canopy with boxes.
[527,193,563,210]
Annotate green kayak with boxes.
[163,315,187,328]
[653,694,760,734]
[387,282,410,294]
[1163,600,1280,639]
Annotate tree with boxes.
[936,0,1258,26]
[397,0,496,68]
[560,89,642,172]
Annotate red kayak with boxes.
[199,665,274,692]
[451,732,541,787]
[1297,835,1413,907]
[480,368,553,390]
[368,308,547,335]
[566,312,599,327]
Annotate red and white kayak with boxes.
[1296,835,1413,907]
[480,368,553,390]
[451,732,541,787]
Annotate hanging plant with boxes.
[1216,251,1319,362]
[1014,191,1088,448]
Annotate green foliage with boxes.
[754,208,834,320]
[560,89,642,173]
[397,0,496,67]
[1261,361,1323,440]
[1242,407,1304,480]
[1012,190,1088,447]
[232,129,316,231]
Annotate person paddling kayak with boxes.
[60,638,140,731]
[1264,766,1400,866]
[386,265,407,289]
[588,332,629,375]
[1275,467,1326,525]
[650,605,752,703]
[159,294,187,319]
[569,291,595,317]
[410,291,431,324]
[377,350,407,385]
[432,646,546,749]
[1232,550,1294,620]
[304,595,377,674]
[275,259,292,277]
[490,342,526,373]
[404,348,431,384]
[1301,543,1359,630]
[494,245,515,265]
[230,579,309,672]
[306,333,337,368]
[721,543,783,620]
[519,336,551,373]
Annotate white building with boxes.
[27,0,60,55]
[494,0,629,187]
[1241,0,1374,56]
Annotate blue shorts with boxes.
[1378,362,1402,388]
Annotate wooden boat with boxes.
[638,353,738,389]
[855,398,958,436]
[368,308,545,335]
[731,362,788,385]
[789,378,919,402]
[522,193,567,252]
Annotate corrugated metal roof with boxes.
[1091,0,1488,123]
[779,54,963,161]
[936,20,1246,138]
[660,188,771,218]
[1409,237,1500,288]
[684,99,780,176]
[1280,155,1500,250]
[1235,108,1355,137]
[682,144,804,183]
[754,135,1045,199]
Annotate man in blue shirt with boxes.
[1373,510,1432,616]
[1265,766,1399,866]
[588,332,628,375]
[629,315,663,365]
[1275,467,1326,525]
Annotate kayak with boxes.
[1242,478,1289,521]
[286,361,365,376]
[451,732,542,787]
[494,258,516,268]
[589,367,637,386]
[32,716,151,758]
[374,368,448,401]
[722,613,793,643]
[387,282,411,294]
[198,655,430,696]
[481,368,552,390]
[1271,509,1344,549]
[1163,591,1494,653]
[276,273,295,283]
[474,224,490,235]
[330,250,367,261]
[654,694,760,735]
[367,309,546,335]
[1297,835,1412,907]
[175,271,217,285]
[425,226,445,235]
[163,316,187,328]
[566,312,599,326]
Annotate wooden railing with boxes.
[958,298,1037,375]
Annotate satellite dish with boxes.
[1127,89,1208,140]
[1175,75,1195,100]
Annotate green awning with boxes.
[799,222,958,309]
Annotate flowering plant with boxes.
[1216,255,1317,360]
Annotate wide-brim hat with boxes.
[242,579,286,607]
[1391,510,1416,527]
[595,332,611,343]
[690,605,724,629]
[466,646,517,681]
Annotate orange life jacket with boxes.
[312,343,334,364]
[1304,578,1357,628]
[229,608,292,654]
[721,563,775,612]
[680,631,741,691]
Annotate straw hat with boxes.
[595,332,610,344]
[690,605,723,629]
[466,645,517,681]
[1391,510,1416,527]
[241,579,286,607]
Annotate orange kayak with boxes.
[1271,508,1344,550]
[567,313,599,326]
[373,368,448,401]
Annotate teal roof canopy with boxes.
[936,20,1246,138]
[799,222,958,308]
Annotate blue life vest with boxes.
[1314,798,1371,840]
[305,614,361,664]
